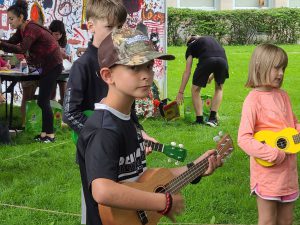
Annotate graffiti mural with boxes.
[125,0,167,117]
[0,0,167,116]
[0,0,89,55]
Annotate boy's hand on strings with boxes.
[141,130,157,155]
[194,149,222,176]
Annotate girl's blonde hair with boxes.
[246,43,288,88]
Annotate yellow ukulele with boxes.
[254,127,300,167]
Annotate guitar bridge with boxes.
[137,210,148,225]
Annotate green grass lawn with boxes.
[1,45,300,225]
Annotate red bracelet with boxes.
[158,192,173,215]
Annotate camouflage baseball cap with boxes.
[98,28,175,68]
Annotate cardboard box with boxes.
[162,101,180,121]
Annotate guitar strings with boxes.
[166,144,228,194]
[168,156,211,189]
[293,133,300,144]
[136,157,214,221]
[166,156,211,194]
[144,140,162,152]
[170,138,232,193]
[156,140,230,194]
[135,138,231,221]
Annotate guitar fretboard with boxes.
[292,133,300,144]
[165,154,211,194]
[163,135,232,194]
[144,140,164,153]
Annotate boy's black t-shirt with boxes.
[77,103,147,225]
[185,36,227,61]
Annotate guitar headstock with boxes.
[213,131,234,160]
[164,142,187,163]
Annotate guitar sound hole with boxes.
[277,138,287,149]
[155,186,166,194]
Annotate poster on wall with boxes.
[0,0,167,117]
[124,0,167,117]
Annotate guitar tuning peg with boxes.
[213,136,220,143]
[171,142,176,146]
[167,158,172,163]
[178,144,184,148]
[175,161,180,166]
[218,131,223,137]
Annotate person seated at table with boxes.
[0,56,11,103]
[49,20,71,105]
[0,0,63,143]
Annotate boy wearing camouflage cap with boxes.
[63,1,155,224]
[77,28,221,224]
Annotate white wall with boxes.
[166,0,291,9]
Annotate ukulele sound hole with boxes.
[277,138,287,149]
[155,186,166,193]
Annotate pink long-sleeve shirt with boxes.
[238,88,299,196]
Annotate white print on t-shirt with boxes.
[118,142,146,182]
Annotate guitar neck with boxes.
[144,140,164,152]
[164,153,215,194]
[293,133,300,144]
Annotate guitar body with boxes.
[254,127,300,166]
[98,133,234,225]
[99,168,176,225]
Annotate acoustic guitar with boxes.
[254,127,300,167]
[98,133,234,225]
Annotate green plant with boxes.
[167,8,300,45]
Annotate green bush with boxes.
[168,7,300,45]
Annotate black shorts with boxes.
[192,57,229,87]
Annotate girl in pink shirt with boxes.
[238,44,299,225]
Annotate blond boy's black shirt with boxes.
[63,42,143,134]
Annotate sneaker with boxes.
[40,136,55,143]
[192,121,205,125]
[206,119,218,127]
[34,134,43,142]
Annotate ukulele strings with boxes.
[293,133,300,143]
[144,140,161,151]
[157,140,230,194]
